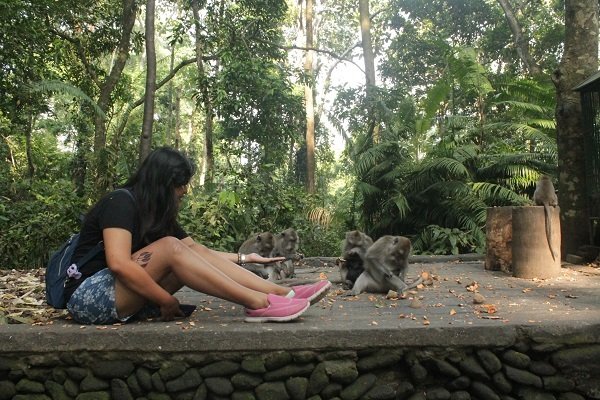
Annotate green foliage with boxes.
[0,0,573,264]
[177,189,245,251]
[412,225,484,255]
[178,181,344,257]
[26,80,105,118]
[0,179,86,269]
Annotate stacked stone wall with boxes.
[1,342,599,400]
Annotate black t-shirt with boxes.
[63,188,188,301]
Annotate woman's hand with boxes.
[160,295,184,321]
[245,252,286,264]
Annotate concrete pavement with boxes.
[2,256,600,353]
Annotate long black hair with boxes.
[124,147,195,244]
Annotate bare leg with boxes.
[114,237,271,318]
[187,243,292,296]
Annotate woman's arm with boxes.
[103,228,176,308]
[180,237,285,264]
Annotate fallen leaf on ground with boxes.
[466,282,479,292]
[480,304,497,314]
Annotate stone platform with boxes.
[1,257,600,399]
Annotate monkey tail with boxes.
[401,276,424,294]
[544,205,557,261]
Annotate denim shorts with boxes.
[66,268,159,325]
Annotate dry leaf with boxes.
[481,304,497,314]
[450,309,457,315]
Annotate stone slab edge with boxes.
[1,322,599,353]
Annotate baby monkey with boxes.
[338,230,373,289]
[268,228,301,280]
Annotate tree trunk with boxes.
[174,89,181,150]
[551,0,598,258]
[140,0,157,162]
[496,0,541,76]
[166,44,176,146]
[72,106,94,196]
[25,113,35,179]
[359,0,379,143]
[92,0,137,193]
[192,0,214,187]
[304,0,316,194]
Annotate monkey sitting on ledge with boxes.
[268,228,302,280]
[237,232,274,279]
[349,235,422,296]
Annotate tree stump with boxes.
[485,207,513,274]
[512,206,561,279]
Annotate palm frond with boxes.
[355,141,398,177]
[470,182,530,205]
[526,119,555,130]
[420,157,471,181]
[389,192,410,220]
[356,181,381,197]
[452,144,479,164]
[494,100,549,114]
[26,80,104,117]
[477,153,556,185]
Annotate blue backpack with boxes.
[45,188,134,309]
[45,234,103,309]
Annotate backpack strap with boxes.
[76,241,104,267]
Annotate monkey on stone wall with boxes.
[237,232,275,279]
[268,228,301,280]
[533,175,559,261]
[338,230,373,289]
[350,235,422,296]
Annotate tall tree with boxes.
[552,0,598,257]
[359,0,379,143]
[304,0,316,194]
[496,0,541,76]
[91,0,137,191]
[192,0,214,187]
[140,0,157,161]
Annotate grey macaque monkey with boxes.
[533,175,559,260]
[338,230,373,289]
[350,235,422,295]
[268,228,301,280]
[238,232,275,279]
